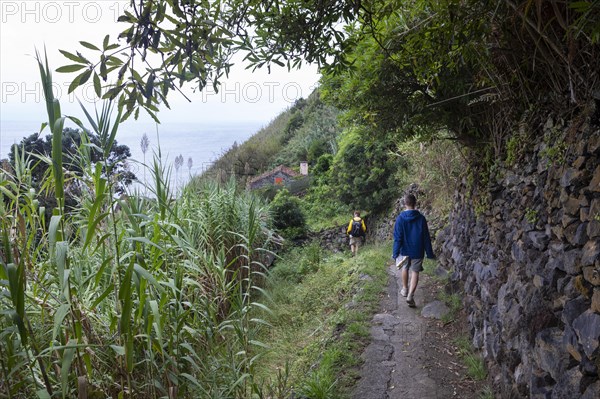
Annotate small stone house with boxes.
[247,165,300,190]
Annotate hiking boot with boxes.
[406,296,416,308]
[400,287,408,297]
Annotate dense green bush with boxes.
[307,137,331,164]
[270,188,307,238]
[330,126,399,212]
[312,153,333,181]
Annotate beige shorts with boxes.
[349,236,363,246]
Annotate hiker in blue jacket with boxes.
[392,194,435,307]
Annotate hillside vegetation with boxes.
[3,0,600,397]
[199,92,340,186]
[200,88,463,228]
[0,50,465,399]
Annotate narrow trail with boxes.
[352,264,443,399]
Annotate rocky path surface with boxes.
[352,265,455,399]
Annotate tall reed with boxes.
[0,53,276,398]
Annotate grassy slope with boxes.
[253,242,391,398]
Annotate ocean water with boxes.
[0,119,264,190]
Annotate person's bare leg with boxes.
[408,271,419,298]
[402,267,409,292]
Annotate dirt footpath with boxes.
[351,264,483,399]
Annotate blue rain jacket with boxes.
[392,210,434,260]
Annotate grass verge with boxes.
[454,335,488,381]
[252,241,391,398]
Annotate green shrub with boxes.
[308,138,331,163]
[299,241,322,274]
[479,386,495,399]
[525,207,539,224]
[269,242,322,284]
[330,126,399,212]
[313,153,333,179]
[301,184,348,231]
[271,97,341,169]
[283,111,305,143]
[271,188,306,238]
[269,258,304,284]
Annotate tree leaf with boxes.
[67,68,92,94]
[99,55,108,81]
[144,74,155,99]
[102,86,122,100]
[78,69,92,86]
[93,72,102,97]
[59,49,88,64]
[68,74,82,94]
[56,64,86,73]
[80,41,100,51]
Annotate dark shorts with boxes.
[397,257,424,273]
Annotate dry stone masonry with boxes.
[438,112,600,398]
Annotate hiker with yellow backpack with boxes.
[347,211,367,257]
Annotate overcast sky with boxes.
[0,0,320,127]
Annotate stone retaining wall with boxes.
[310,225,348,253]
[437,114,600,398]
